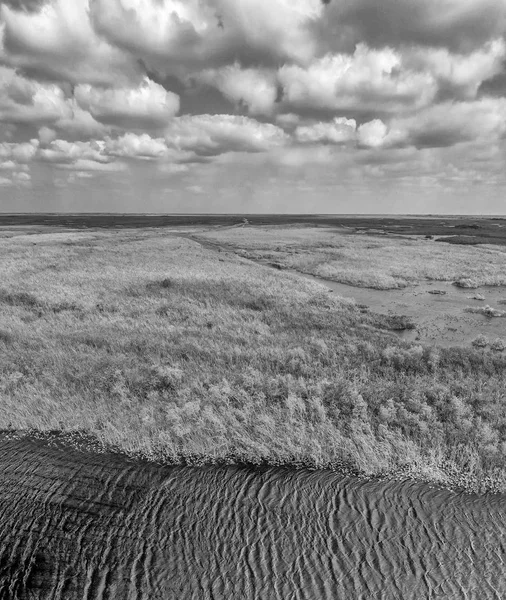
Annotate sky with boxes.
[0,0,506,214]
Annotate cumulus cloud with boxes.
[74,78,180,129]
[0,139,39,163]
[193,64,278,115]
[357,120,389,148]
[56,158,127,172]
[0,0,505,209]
[387,98,506,149]
[104,132,168,159]
[0,0,140,85]
[54,101,110,138]
[38,139,108,164]
[319,0,506,53]
[103,132,195,162]
[38,126,56,145]
[404,38,506,99]
[89,0,323,73]
[295,117,357,144]
[0,67,71,123]
[164,114,288,156]
[278,44,436,114]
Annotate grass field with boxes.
[197,226,506,289]
[1,226,506,492]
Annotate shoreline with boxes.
[3,429,505,496]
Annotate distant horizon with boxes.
[0,212,504,218]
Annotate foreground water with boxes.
[0,437,504,599]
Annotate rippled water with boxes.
[0,437,504,599]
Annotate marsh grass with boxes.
[198,226,506,289]
[464,306,506,318]
[0,228,506,491]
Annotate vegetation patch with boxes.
[196,226,506,290]
[454,278,479,289]
[464,305,506,318]
[0,228,506,493]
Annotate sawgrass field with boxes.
[1,224,506,492]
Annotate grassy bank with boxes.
[1,228,506,492]
[197,226,506,289]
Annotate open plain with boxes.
[0,216,506,491]
[1,215,506,598]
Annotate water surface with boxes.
[0,437,504,599]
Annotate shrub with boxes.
[464,305,506,318]
[468,293,485,301]
[160,278,173,289]
[472,334,488,348]
[490,338,506,352]
[454,278,479,289]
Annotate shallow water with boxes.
[292,272,506,347]
[0,437,504,599]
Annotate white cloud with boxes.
[56,159,127,172]
[90,0,323,74]
[158,162,189,174]
[0,67,71,124]
[0,175,12,186]
[386,98,506,148]
[186,184,204,193]
[55,101,110,138]
[0,0,140,86]
[194,64,277,115]
[295,117,357,144]
[38,139,108,164]
[75,77,180,129]
[164,114,288,155]
[104,132,171,159]
[0,139,39,163]
[0,160,16,170]
[405,38,506,98]
[358,119,389,148]
[279,44,437,114]
[38,126,57,145]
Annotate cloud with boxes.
[56,158,127,171]
[319,0,506,53]
[38,126,56,145]
[367,98,506,149]
[404,38,506,99]
[12,169,30,185]
[158,162,189,174]
[192,64,278,115]
[357,119,388,148]
[186,184,204,193]
[89,0,323,74]
[104,132,167,159]
[103,132,193,161]
[0,0,505,212]
[0,160,17,169]
[0,175,12,185]
[164,114,288,156]
[0,66,71,124]
[54,101,110,138]
[295,116,357,144]
[0,139,38,163]
[38,139,108,164]
[278,44,436,114]
[74,78,180,129]
[0,0,140,85]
